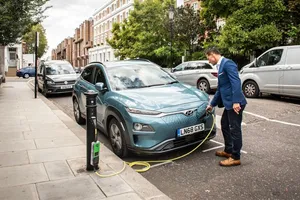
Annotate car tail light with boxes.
[211,72,218,77]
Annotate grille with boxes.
[55,80,76,85]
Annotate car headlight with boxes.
[126,107,161,115]
[133,123,154,131]
[47,80,55,84]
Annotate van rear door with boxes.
[281,46,300,97]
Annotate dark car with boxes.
[16,67,36,78]
[37,60,80,97]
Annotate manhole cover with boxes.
[2,86,14,88]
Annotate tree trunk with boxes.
[0,45,5,83]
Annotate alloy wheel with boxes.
[110,123,122,151]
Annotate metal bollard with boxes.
[85,90,99,171]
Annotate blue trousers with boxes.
[221,105,245,160]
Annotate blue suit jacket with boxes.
[210,58,247,110]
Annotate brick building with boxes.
[89,0,134,62]
[52,19,93,67]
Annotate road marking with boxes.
[202,145,224,152]
[244,111,300,127]
[150,161,173,169]
[210,140,247,154]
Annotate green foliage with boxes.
[0,0,50,45]
[22,24,48,58]
[108,0,205,67]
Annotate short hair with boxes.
[205,47,221,55]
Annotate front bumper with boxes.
[124,107,217,154]
[46,84,74,94]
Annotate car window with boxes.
[174,63,187,72]
[81,67,94,83]
[201,63,213,69]
[94,68,107,87]
[107,63,176,90]
[257,49,283,67]
[185,63,197,70]
[286,48,300,65]
[45,63,75,75]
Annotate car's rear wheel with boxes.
[243,80,259,98]
[23,73,30,79]
[197,79,211,93]
[108,118,128,158]
[73,98,86,125]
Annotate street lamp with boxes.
[169,6,174,68]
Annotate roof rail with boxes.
[89,61,104,65]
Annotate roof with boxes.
[91,59,156,68]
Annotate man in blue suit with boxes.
[206,47,247,167]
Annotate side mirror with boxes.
[171,68,175,73]
[95,82,106,92]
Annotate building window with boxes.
[120,15,123,22]
[193,3,198,10]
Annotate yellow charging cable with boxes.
[95,114,215,178]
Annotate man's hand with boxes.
[233,103,241,114]
[206,105,213,113]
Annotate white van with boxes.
[240,45,300,98]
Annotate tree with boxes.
[22,24,48,58]
[0,0,50,81]
[173,5,205,59]
[217,0,285,56]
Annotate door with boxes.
[78,66,96,115]
[172,63,188,81]
[254,48,284,94]
[281,46,300,97]
[91,67,108,128]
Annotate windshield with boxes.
[106,63,177,90]
[45,63,75,75]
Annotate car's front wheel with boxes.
[108,118,128,158]
[243,80,259,98]
[73,98,86,125]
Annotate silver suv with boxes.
[170,60,218,93]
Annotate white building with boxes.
[89,0,134,62]
[4,43,23,76]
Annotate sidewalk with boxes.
[0,81,171,200]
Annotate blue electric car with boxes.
[72,60,216,157]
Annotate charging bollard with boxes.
[84,90,99,171]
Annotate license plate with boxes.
[177,123,205,137]
[61,85,73,89]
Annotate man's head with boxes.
[205,47,222,65]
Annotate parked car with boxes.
[170,60,218,93]
[72,60,216,157]
[37,60,79,97]
[16,67,35,78]
[240,45,300,98]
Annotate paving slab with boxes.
[44,160,74,180]
[24,129,75,140]
[34,135,83,149]
[106,193,143,200]
[90,173,133,197]
[28,145,85,163]
[0,140,36,153]
[0,124,31,133]
[0,151,29,167]
[36,176,106,200]
[0,163,48,188]
[29,123,68,131]
[0,184,39,200]
[0,131,24,141]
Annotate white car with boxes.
[170,60,218,93]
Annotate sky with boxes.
[41,0,109,59]
[41,0,183,59]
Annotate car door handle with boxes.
[287,66,293,70]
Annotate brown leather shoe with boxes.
[215,151,232,158]
[219,157,241,167]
